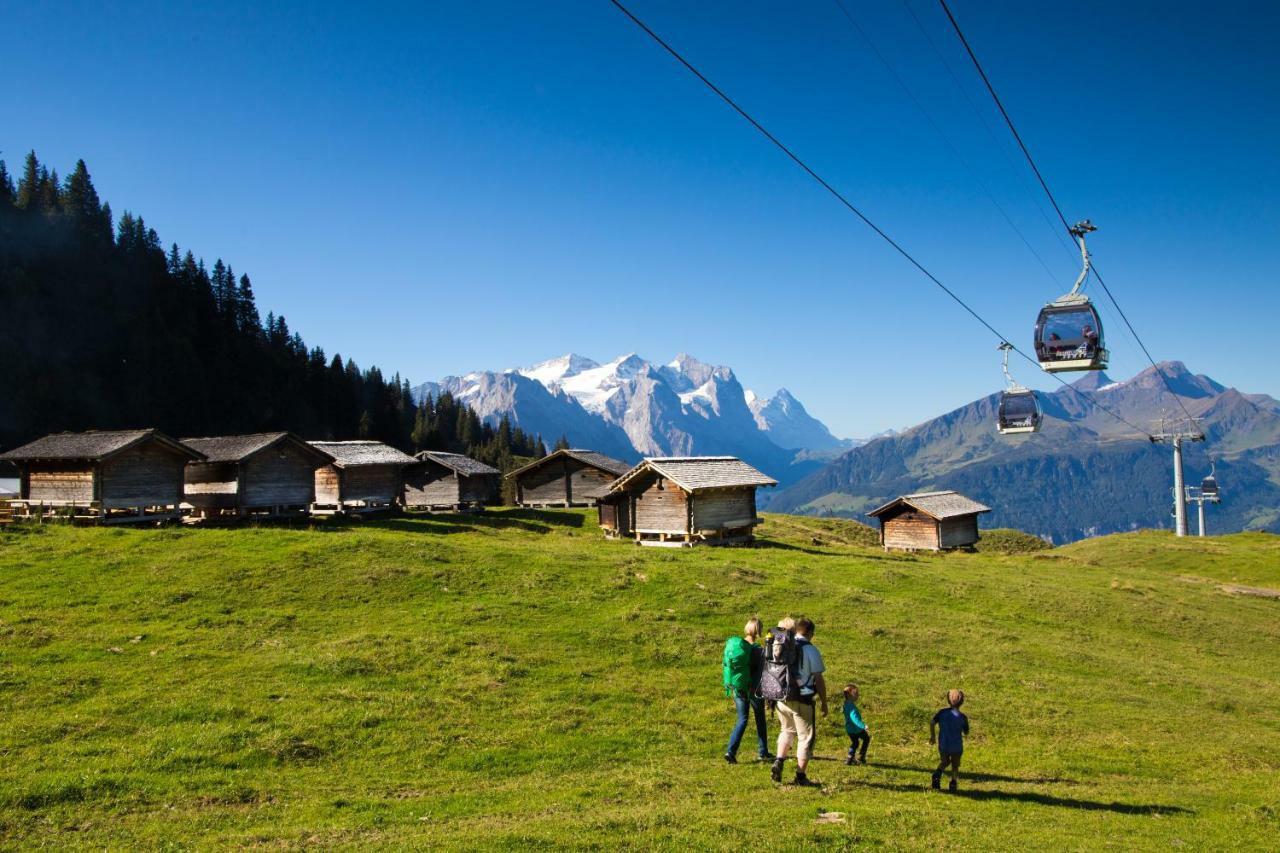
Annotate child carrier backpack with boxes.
[758,626,801,701]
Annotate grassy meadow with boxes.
[0,510,1277,849]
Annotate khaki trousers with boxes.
[776,699,815,759]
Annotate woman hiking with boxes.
[722,617,771,763]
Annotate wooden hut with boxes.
[181,432,334,519]
[601,456,777,547]
[308,440,416,515]
[403,451,501,511]
[866,491,991,552]
[507,448,631,508]
[0,429,204,523]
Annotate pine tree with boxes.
[62,160,104,239]
[15,151,39,210]
[0,160,14,206]
[554,434,570,451]
[236,274,260,334]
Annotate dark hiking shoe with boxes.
[844,754,855,766]
[931,772,942,790]
[758,752,774,761]
[948,779,958,792]
[723,753,737,764]
[858,755,868,764]
[793,772,820,787]
[770,759,784,783]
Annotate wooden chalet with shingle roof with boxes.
[600,456,777,547]
[181,432,334,520]
[0,429,204,523]
[506,448,632,508]
[308,440,417,515]
[403,451,501,511]
[866,490,991,552]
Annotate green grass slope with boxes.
[1,512,1277,849]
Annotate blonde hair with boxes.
[777,616,795,631]
[744,617,762,639]
[947,689,965,708]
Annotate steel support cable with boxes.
[607,0,1151,439]
[935,0,1198,427]
[829,0,1064,289]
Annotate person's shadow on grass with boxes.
[841,779,1192,815]
[865,761,1077,785]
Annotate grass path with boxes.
[1,511,1277,848]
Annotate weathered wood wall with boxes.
[458,474,498,505]
[184,462,238,508]
[243,443,318,507]
[516,460,569,504]
[403,459,461,506]
[634,478,690,533]
[314,465,343,505]
[881,509,941,551]
[568,461,615,504]
[598,496,632,536]
[939,515,980,549]
[691,489,757,531]
[100,444,186,508]
[340,466,401,503]
[25,462,95,503]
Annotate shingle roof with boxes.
[866,490,991,520]
[0,429,203,462]
[414,451,501,477]
[505,448,632,479]
[182,432,332,464]
[611,457,778,493]
[308,440,416,467]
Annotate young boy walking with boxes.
[842,684,870,765]
[930,689,969,791]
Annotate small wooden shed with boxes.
[0,429,204,523]
[403,451,501,511]
[601,456,777,547]
[866,490,991,552]
[507,448,631,508]
[308,440,417,515]
[181,432,334,519]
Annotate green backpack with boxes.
[722,636,753,696]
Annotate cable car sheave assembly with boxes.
[996,342,1041,435]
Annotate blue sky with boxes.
[5,1,1277,437]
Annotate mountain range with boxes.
[414,354,1279,542]
[412,353,851,485]
[769,361,1280,542]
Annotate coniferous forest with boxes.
[0,153,545,470]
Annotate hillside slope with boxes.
[1,516,1277,848]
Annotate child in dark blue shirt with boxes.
[930,689,969,791]
[842,683,870,765]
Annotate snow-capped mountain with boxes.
[412,353,850,485]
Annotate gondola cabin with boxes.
[181,432,334,519]
[867,491,991,552]
[1034,299,1108,372]
[1200,474,1220,501]
[997,390,1041,435]
[601,456,777,547]
[403,451,501,511]
[507,449,631,508]
[0,429,204,523]
[308,440,417,515]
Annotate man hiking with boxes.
[770,617,827,786]
[722,617,770,763]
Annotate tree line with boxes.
[0,152,547,473]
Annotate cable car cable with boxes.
[828,0,1063,289]
[935,0,1199,426]
[898,0,1077,264]
[606,0,1151,439]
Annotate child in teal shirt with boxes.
[843,683,870,765]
